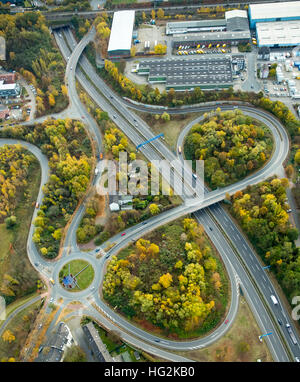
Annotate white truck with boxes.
[270,295,278,305]
[286,323,298,345]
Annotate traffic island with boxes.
[59,260,95,292]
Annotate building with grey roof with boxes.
[166,19,226,35]
[166,9,249,40]
[225,10,249,32]
[35,322,74,362]
[82,322,114,362]
[137,57,233,91]
[172,30,250,49]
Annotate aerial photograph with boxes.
[0,0,299,373]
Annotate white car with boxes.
[49,298,54,303]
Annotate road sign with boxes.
[259,332,272,342]
[136,133,164,151]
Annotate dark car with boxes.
[277,318,282,325]
[95,248,100,253]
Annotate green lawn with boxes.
[59,260,94,291]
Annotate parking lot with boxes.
[134,24,166,54]
[262,80,290,98]
[174,43,232,56]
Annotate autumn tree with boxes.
[2,330,15,343]
[157,8,164,19]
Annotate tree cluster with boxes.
[185,109,272,188]
[0,119,92,258]
[257,98,300,138]
[0,12,68,116]
[0,145,35,222]
[103,218,228,336]
[230,177,300,301]
[77,196,103,244]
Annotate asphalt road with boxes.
[52,26,298,362]
[1,23,299,362]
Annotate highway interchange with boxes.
[1,23,300,362]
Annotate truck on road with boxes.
[286,323,298,345]
[270,295,278,305]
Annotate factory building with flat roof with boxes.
[166,10,249,36]
[256,20,300,47]
[166,19,226,35]
[107,10,135,58]
[137,57,233,91]
[168,9,250,48]
[172,30,250,49]
[248,2,300,28]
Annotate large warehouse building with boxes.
[166,19,226,35]
[248,2,300,28]
[137,57,233,91]
[256,20,300,47]
[107,10,135,58]
[172,30,250,49]
[168,10,250,48]
[166,10,249,35]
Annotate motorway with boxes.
[57,25,300,360]
[1,23,300,361]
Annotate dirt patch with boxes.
[95,194,110,226]
[134,111,202,151]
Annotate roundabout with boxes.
[59,259,94,292]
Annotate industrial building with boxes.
[172,30,250,49]
[256,21,300,47]
[225,10,249,32]
[166,10,248,35]
[107,10,135,58]
[168,10,250,49]
[82,322,114,362]
[0,80,20,98]
[166,19,226,35]
[248,2,300,28]
[137,57,233,91]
